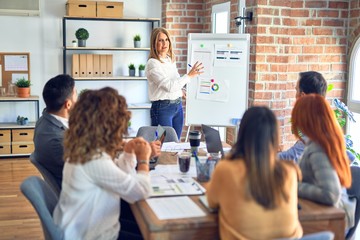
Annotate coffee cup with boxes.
[178,152,191,173]
[189,130,201,155]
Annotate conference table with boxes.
[130,152,345,240]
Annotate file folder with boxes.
[106,54,113,77]
[79,54,87,77]
[72,54,80,77]
[100,55,107,77]
[93,54,100,77]
[86,54,93,77]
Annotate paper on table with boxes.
[150,162,197,177]
[150,173,206,197]
[161,141,206,152]
[146,196,206,220]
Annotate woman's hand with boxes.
[188,61,204,78]
[150,140,161,157]
[124,137,151,160]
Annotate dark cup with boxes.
[189,130,201,154]
[178,152,191,173]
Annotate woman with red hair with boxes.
[292,94,355,230]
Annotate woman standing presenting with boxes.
[146,27,203,139]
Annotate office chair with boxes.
[276,231,334,240]
[300,231,334,240]
[346,166,360,240]
[30,152,61,197]
[136,126,179,142]
[20,176,64,240]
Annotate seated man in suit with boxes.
[33,74,76,189]
[278,71,355,163]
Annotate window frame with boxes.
[347,37,360,114]
[211,2,230,34]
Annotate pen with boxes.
[188,64,192,68]
[154,130,158,141]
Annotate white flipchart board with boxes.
[185,33,250,126]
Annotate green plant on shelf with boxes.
[133,34,141,41]
[75,28,89,40]
[138,64,145,71]
[15,77,30,88]
[128,63,135,70]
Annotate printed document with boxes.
[146,196,206,220]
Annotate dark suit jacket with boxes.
[33,111,66,189]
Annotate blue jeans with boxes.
[150,99,183,140]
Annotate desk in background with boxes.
[130,152,346,240]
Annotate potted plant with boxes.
[139,64,146,77]
[128,63,136,76]
[17,116,29,125]
[15,77,31,98]
[133,34,141,48]
[75,28,89,47]
[72,40,77,47]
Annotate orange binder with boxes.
[93,54,100,77]
[86,54,93,77]
[79,54,87,77]
[106,54,113,77]
[72,54,79,77]
[100,55,107,77]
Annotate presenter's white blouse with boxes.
[146,56,191,101]
[53,152,151,240]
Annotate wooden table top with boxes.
[130,151,346,239]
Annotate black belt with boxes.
[151,97,181,104]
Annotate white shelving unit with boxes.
[62,16,160,120]
[0,96,39,157]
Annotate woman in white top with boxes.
[146,27,203,139]
[53,87,152,240]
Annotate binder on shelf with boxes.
[72,54,79,77]
[79,54,87,77]
[93,54,100,77]
[106,54,113,77]
[100,54,107,77]
[86,54,93,77]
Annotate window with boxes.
[347,37,360,152]
[211,2,231,140]
[211,2,230,34]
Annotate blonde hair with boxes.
[148,27,175,62]
[291,94,351,187]
[64,87,131,164]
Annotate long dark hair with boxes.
[230,106,290,208]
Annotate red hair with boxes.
[291,94,351,187]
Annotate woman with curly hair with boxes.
[292,94,355,230]
[206,106,303,239]
[54,87,151,240]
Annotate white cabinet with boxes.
[0,96,39,157]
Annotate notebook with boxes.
[201,124,224,156]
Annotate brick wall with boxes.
[162,0,351,148]
[245,0,349,150]
[162,0,240,141]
